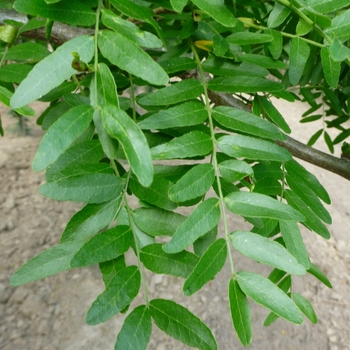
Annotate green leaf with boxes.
[307,128,323,146]
[324,131,334,154]
[86,266,140,325]
[327,8,350,42]
[284,190,330,239]
[102,9,162,49]
[98,30,168,86]
[0,64,32,83]
[151,131,212,160]
[225,191,305,222]
[101,104,153,187]
[170,0,187,12]
[307,262,332,288]
[289,38,311,85]
[265,29,283,59]
[321,47,340,89]
[140,243,199,278]
[219,160,253,183]
[11,35,94,109]
[238,54,287,69]
[267,3,291,28]
[279,221,310,269]
[292,293,318,324]
[231,231,306,275]
[228,279,252,346]
[18,17,46,34]
[39,173,123,204]
[115,305,152,350]
[13,0,95,26]
[133,208,186,237]
[163,198,220,254]
[236,271,303,325]
[32,105,94,171]
[10,241,84,286]
[0,86,35,117]
[296,18,313,36]
[138,101,207,130]
[218,134,292,162]
[208,76,283,93]
[307,0,350,13]
[138,79,203,106]
[213,106,286,140]
[70,226,133,267]
[169,164,215,203]
[227,32,272,45]
[183,238,227,296]
[100,256,126,287]
[150,299,218,350]
[193,227,218,257]
[158,57,197,74]
[130,177,177,211]
[329,38,350,61]
[190,0,236,27]
[258,96,291,134]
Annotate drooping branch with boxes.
[1,10,350,181]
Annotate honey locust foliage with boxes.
[4,0,350,347]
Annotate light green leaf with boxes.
[219,160,253,183]
[296,18,313,36]
[231,231,306,275]
[163,198,220,254]
[218,134,292,162]
[330,38,350,61]
[32,105,94,171]
[170,0,187,12]
[39,173,124,204]
[150,299,218,350]
[190,0,235,27]
[138,79,203,106]
[151,131,212,160]
[98,30,168,86]
[115,305,152,350]
[140,243,199,278]
[101,104,153,187]
[138,101,207,130]
[0,86,35,117]
[14,0,95,26]
[11,35,94,109]
[169,164,215,203]
[284,190,330,239]
[258,96,291,134]
[321,47,340,89]
[228,279,252,346]
[102,9,162,49]
[133,208,186,237]
[86,266,140,325]
[10,241,84,286]
[292,292,318,324]
[237,271,304,325]
[225,191,305,222]
[289,38,311,85]
[213,106,286,140]
[280,221,310,269]
[327,8,350,42]
[307,262,332,288]
[267,3,291,28]
[61,196,122,242]
[183,239,227,296]
[307,0,350,13]
[70,226,133,267]
[208,76,283,93]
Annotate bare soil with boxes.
[0,99,349,350]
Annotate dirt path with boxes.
[1,100,349,350]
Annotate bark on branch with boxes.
[2,10,350,181]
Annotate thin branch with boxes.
[209,91,350,181]
[1,10,350,180]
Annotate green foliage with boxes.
[4,0,348,348]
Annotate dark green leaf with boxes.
[151,131,212,160]
[289,38,311,85]
[138,79,203,107]
[38,81,75,102]
[115,305,152,350]
[10,241,84,286]
[0,64,32,83]
[292,293,318,324]
[163,198,221,254]
[307,129,323,146]
[193,227,218,257]
[0,86,35,116]
[169,164,215,202]
[70,226,132,267]
[99,256,126,287]
[183,239,227,295]
[228,279,252,346]
[321,47,341,89]
[86,266,140,325]
[158,57,197,74]
[140,243,199,278]
[218,134,292,162]
[225,191,305,221]
[237,271,303,325]
[98,30,168,86]
[265,29,283,59]
[268,268,286,284]
[11,35,94,109]
[227,32,272,45]
[219,160,253,183]
[238,54,287,69]
[150,299,218,350]
[102,104,153,187]
[307,262,332,288]
[324,131,334,154]
[231,231,306,275]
